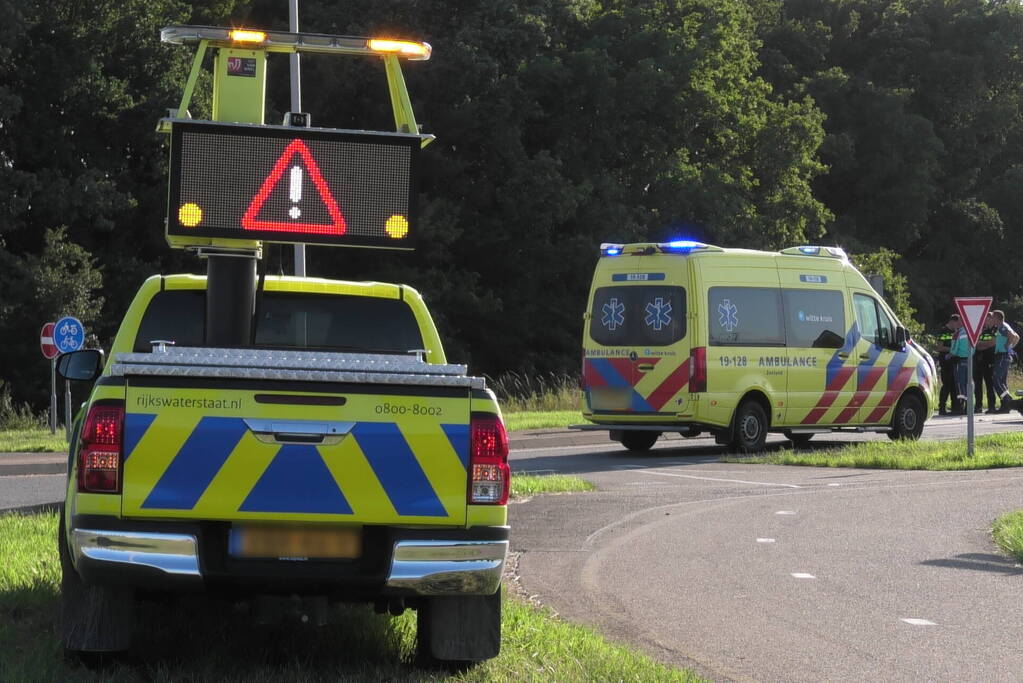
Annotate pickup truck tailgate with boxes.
[115,348,478,525]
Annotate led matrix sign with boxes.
[168,121,421,249]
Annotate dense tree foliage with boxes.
[2,0,1022,409]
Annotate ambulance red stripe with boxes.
[865,366,915,423]
[834,366,886,423]
[645,359,691,412]
[801,366,855,424]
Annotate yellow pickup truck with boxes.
[56,273,509,663]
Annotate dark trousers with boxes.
[974,356,995,409]
[939,359,957,410]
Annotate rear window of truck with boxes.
[589,285,686,347]
[133,290,424,353]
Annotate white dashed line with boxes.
[827,483,842,487]
[791,573,816,579]
[901,618,937,626]
[776,510,797,515]
[756,538,776,543]
[628,470,802,488]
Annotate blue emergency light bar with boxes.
[660,240,709,254]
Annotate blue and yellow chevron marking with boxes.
[123,413,468,523]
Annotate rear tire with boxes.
[888,394,925,441]
[729,400,768,453]
[416,592,501,665]
[620,431,659,452]
[59,511,135,655]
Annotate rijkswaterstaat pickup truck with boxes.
[56,273,510,663]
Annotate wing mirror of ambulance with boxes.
[893,326,908,349]
[56,349,105,382]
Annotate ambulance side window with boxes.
[708,287,784,346]
[782,290,846,349]
[853,293,888,346]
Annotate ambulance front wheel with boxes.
[730,400,768,453]
[889,393,925,441]
[620,430,659,452]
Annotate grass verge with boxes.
[0,428,67,453]
[503,411,578,432]
[992,510,1023,564]
[723,432,1023,470]
[511,474,595,498]
[0,511,700,682]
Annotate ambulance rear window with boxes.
[589,286,685,346]
[133,290,423,353]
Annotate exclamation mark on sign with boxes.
[288,166,302,219]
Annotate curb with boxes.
[0,453,66,477]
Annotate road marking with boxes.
[757,538,776,543]
[791,573,816,579]
[627,469,801,488]
[901,618,937,626]
[776,510,797,515]
[827,483,842,487]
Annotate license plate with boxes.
[229,525,362,559]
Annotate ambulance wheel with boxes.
[416,592,501,665]
[785,432,814,448]
[59,511,135,656]
[730,400,768,453]
[620,431,659,452]
[888,393,925,441]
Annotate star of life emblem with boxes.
[645,297,673,331]
[718,299,739,332]
[602,298,626,331]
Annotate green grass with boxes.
[992,510,1023,564]
[724,432,1023,470]
[0,511,701,682]
[511,474,595,498]
[490,373,578,414]
[0,428,68,453]
[503,411,578,432]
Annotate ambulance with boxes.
[579,241,937,452]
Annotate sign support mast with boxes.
[290,0,306,277]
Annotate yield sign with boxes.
[954,296,992,347]
[241,139,347,235]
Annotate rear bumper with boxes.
[70,516,508,597]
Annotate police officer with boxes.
[948,315,970,415]
[935,316,958,415]
[987,309,1020,412]
[975,322,996,412]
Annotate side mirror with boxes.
[56,349,105,382]
[894,326,908,347]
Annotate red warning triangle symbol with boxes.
[241,139,347,235]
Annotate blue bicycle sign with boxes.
[54,316,85,353]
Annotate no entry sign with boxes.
[40,322,58,359]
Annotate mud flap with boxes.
[417,592,502,662]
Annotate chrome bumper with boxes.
[71,529,507,596]
[72,528,201,578]
[385,540,508,595]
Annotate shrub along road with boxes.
[508,413,1023,682]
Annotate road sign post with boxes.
[40,322,58,434]
[954,297,993,456]
[54,316,85,442]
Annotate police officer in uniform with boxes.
[975,323,996,413]
[949,315,971,415]
[935,315,959,415]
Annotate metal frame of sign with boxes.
[167,120,423,249]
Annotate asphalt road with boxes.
[509,413,1023,682]
[0,473,65,512]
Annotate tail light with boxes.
[690,347,707,393]
[469,414,510,505]
[78,401,124,494]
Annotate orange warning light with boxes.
[368,39,431,59]
[385,215,409,239]
[178,203,203,227]
[230,29,267,44]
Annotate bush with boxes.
[0,381,45,430]
[488,372,579,413]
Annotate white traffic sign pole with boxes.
[290,0,306,278]
[967,345,975,456]
[50,358,56,435]
[65,379,72,443]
